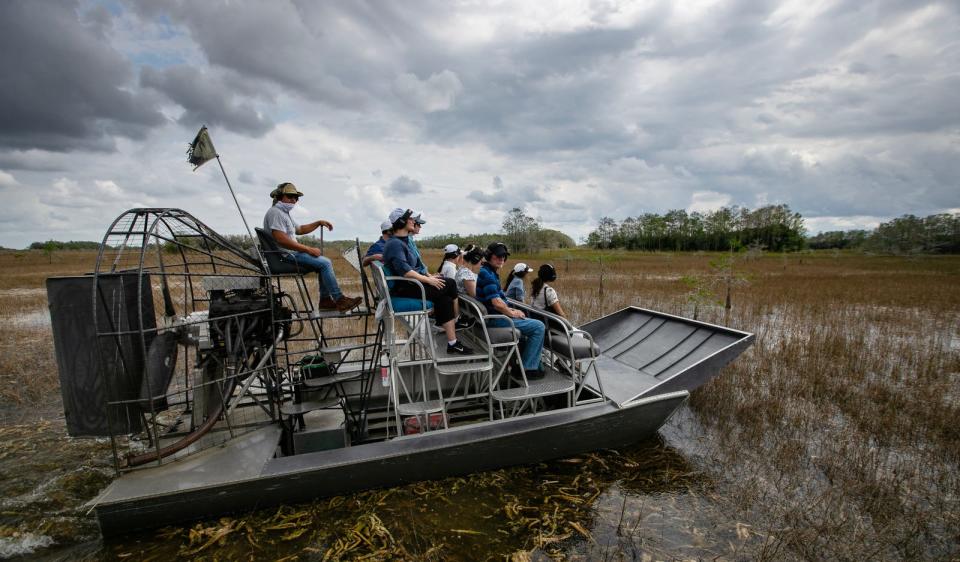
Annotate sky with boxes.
[0,0,958,249]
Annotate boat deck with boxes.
[581,307,754,406]
[96,426,282,504]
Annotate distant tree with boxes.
[42,240,56,263]
[502,207,542,252]
[807,230,868,250]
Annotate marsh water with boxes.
[3,251,958,560]
[1,401,781,561]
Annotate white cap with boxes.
[380,220,393,232]
[443,243,459,254]
[513,262,533,274]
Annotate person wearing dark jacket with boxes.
[475,242,545,378]
[383,208,472,355]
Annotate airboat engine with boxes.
[47,209,292,466]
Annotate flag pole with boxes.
[215,155,266,267]
[188,126,267,270]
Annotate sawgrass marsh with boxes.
[0,248,957,559]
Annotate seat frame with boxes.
[508,299,605,405]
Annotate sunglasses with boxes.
[283,194,300,201]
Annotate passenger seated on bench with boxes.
[407,210,428,273]
[455,244,484,297]
[264,182,362,312]
[362,220,393,267]
[504,262,533,302]
[383,208,473,355]
[408,213,470,330]
[531,263,567,318]
[438,244,461,279]
[476,242,546,379]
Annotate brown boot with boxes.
[316,296,338,310]
[335,295,362,312]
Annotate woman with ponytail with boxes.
[455,244,484,297]
[504,263,533,302]
[438,244,461,279]
[531,263,566,318]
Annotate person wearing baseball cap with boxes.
[362,220,394,267]
[407,210,428,275]
[264,182,361,312]
[382,208,473,355]
[438,243,461,279]
[504,262,534,302]
[475,242,545,379]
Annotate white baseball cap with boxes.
[443,243,459,254]
[513,263,533,274]
[380,221,393,232]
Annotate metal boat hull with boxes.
[94,391,688,536]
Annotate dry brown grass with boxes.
[1,248,958,558]
[505,248,960,560]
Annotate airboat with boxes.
[46,208,753,536]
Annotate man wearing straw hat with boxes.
[264,182,362,312]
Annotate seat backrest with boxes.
[254,227,301,275]
[343,238,374,309]
[341,239,362,272]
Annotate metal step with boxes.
[491,372,575,402]
[280,398,340,416]
[303,365,367,387]
[396,399,445,416]
[308,307,372,319]
[320,341,378,354]
[435,361,493,376]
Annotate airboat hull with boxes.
[93,391,688,537]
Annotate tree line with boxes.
[586,207,960,254]
[25,210,960,256]
[417,207,575,253]
[808,213,960,254]
[28,240,102,251]
[585,205,805,252]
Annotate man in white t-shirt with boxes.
[263,182,361,312]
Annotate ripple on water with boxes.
[0,532,55,558]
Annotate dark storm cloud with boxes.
[129,1,409,109]
[141,66,274,136]
[389,175,423,195]
[0,1,164,152]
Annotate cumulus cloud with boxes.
[393,71,464,112]
[389,175,424,195]
[688,191,733,214]
[468,176,543,209]
[0,170,18,188]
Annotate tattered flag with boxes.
[187,126,217,170]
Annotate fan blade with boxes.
[139,331,179,411]
[160,276,176,318]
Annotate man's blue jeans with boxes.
[490,317,545,371]
[283,252,342,300]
